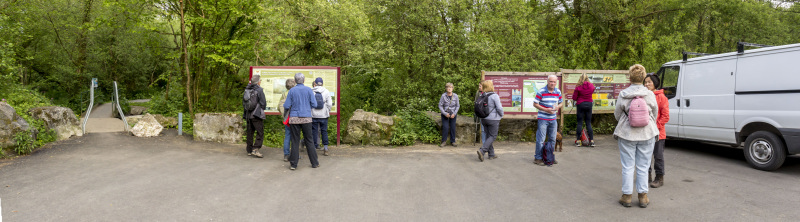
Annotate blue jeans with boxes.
[618,137,657,194]
[441,114,457,144]
[535,119,557,160]
[481,124,486,145]
[283,125,291,155]
[312,118,329,150]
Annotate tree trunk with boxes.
[179,0,193,114]
[76,0,93,75]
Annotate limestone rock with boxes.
[153,114,178,128]
[424,111,477,144]
[0,102,30,148]
[126,115,143,127]
[343,109,394,146]
[130,106,148,115]
[28,106,83,141]
[130,114,163,137]
[193,113,244,144]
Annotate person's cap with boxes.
[315,77,323,84]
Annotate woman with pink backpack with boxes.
[613,64,659,208]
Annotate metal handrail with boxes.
[81,79,96,134]
[114,81,129,132]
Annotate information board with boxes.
[482,71,561,119]
[560,69,630,114]
[249,66,340,115]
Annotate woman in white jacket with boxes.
[614,64,659,208]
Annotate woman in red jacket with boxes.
[572,74,596,146]
[644,73,669,188]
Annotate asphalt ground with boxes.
[1,130,800,221]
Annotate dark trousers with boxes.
[441,114,457,143]
[290,123,319,168]
[479,119,499,157]
[312,118,329,149]
[650,139,666,175]
[245,118,264,153]
[576,102,594,141]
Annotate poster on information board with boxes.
[481,71,561,119]
[249,66,340,115]
[560,69,630,114]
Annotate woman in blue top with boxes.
[477,80,503,161]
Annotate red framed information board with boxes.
[481,71,561,119]
[249,66,342,145]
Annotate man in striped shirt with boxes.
[533,75,563,166]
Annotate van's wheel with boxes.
[743,131,786,171]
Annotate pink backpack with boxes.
[625,96,650,127]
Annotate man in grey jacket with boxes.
[243,75,267,158]
[311,77,333,156]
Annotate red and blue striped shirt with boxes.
[534,87,562,120]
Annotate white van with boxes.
[656,42,800,171]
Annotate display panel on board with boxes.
[250,66,340,115]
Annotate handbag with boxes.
[580,128,590,146]
[283,106,291,126]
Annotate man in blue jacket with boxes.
[283,73,320,170]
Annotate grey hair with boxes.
[547,75,558,80]
[294,73,305,84]
[285,78,296,90]
[250,75,260,84]
[445,82,454,88]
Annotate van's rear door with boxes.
[679,56,737,144]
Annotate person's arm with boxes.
[572,85,580,101]
[614,98,624,121]
[258,88,267,110]
[452,94,460,118]
[493,94,503,117]
[533,91,549,112]
[278,92,287,115]
[438,94,447,116]
[325,91,332,111]
[283,89,293,109]
[657,95,670,127]
[308,89,317,109]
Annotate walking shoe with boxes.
[452,142,458,147]
[554,160,558,164]
[324,145,328,151]
[323,150,329,156]
[312,164,319,168]
[650,174,664,188]
[619,194,632,207]
[533,159,545,166]
[590,141,596,147]
[439,142,447,147]
[477,150,484,162]
[488,155,498,160]
[290,166,296,170]
[252,148,263,158]
[574,140,581,147]
[283,155,289,162]
[638,193,649,208]
[316,145,322,150]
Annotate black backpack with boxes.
[313,91,325,109]
[244,88,258,111]
[474,92,494,118]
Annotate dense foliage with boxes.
[1,0,799,146]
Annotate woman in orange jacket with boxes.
[644,73,669,188]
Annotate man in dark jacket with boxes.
[243,75,267,158]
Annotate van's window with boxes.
[658,66,680,99]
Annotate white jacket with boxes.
[311,86,333,118]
